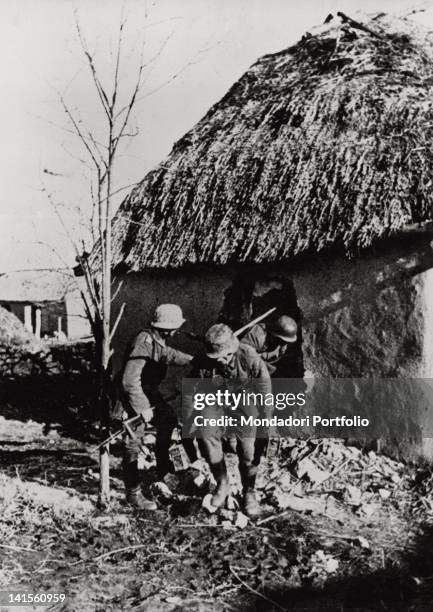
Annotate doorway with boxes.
[219,271,304,377]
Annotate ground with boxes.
[1,413,433,612]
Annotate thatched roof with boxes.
[111,12,433,271]
[0,306,40,349]
[0,270,76,303]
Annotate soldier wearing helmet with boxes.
[185,323,272,517]
[121,304,193,509]
[242,315,303,377]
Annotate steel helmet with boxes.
[151,304,185,330]
[269,315,297,343]
[204,324,239,358]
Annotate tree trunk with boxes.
[98,150,113,508]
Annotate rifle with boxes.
[234,307,276,337]
[179,307,277,343]
[100,412,190,470]
[99,413,155,455]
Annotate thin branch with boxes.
[110,302,126,341]
[111,16,125,112]
[112,59,145,153]
[99,181,140,204]
[114,30,173,121]
[60,97,101,171]
[74,11,111,121]
[117,127,139,139]
[36,114,108,151]
[42,184,102,317]
[111,279,124,303]
[80,288,96,329]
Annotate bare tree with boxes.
[41,13,154,507]
[41,9,216,507]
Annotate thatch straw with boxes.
[0,306,40,350]
[110,12,433,271]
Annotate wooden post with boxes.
[24,305,32,333]
[35,308,41,339]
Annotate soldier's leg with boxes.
[182,438,198,463]
[153,402,178,479]
[122,423,157,510]
[198,435,229,508]
[237,430,261,517]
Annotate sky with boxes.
[0,0,431,272]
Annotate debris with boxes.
[293,457,316,479]
[143,434,156,445]
[221,520,234,530]
[220,509,235,521]
[292,457,331,486]
[202,494,218,514]
[355,536,370,549]
[310,549,339,574]
[378,488,391,500]
[276,473,294,492]
[151,481,173,500]
[359,502,379,517]
[163,474,179,491]
[273,490,325,514]
[193,473,206,488]
[165,596,182,605]
[189,458,208,472]
[226,495,239,510]
[234,512,249,529]
[169,445,190,471]
[344,484,362,506]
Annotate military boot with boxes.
[125,486,157,511]
[240,466,261,517]
[210,460,229,508]
[123,458,157,510]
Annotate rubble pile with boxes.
[135,436,415,530]
[256,438,409,520]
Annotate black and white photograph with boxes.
[2,0,433,610]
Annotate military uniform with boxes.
[186,340,272,514]
[242,321,304,378]
[121,327,192,490]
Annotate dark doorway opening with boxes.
[219,272,304,377]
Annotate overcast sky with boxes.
[0,0,430,272]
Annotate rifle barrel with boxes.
[234,307,276,337]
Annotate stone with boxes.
[151,481,173,499]
[234,512,249,528]
[344,484,362,506]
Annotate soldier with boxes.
[241,315,302,377]
[186,324,272,517]
[121,304,193,509]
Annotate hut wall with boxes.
[111,237,433,379]
[111,242,433,458]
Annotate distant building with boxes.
[0,269,91,340]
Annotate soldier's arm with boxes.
[181,356,204,436]
[252,355,273,417]
[242,325,264,353]
[162,345,193,366]
[253,357,272,394]
[122,333,152,417]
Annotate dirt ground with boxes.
[1,412,433,612]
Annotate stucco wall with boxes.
[111,233,433,378]
[110,267,231,374]
[110,234,433,459]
